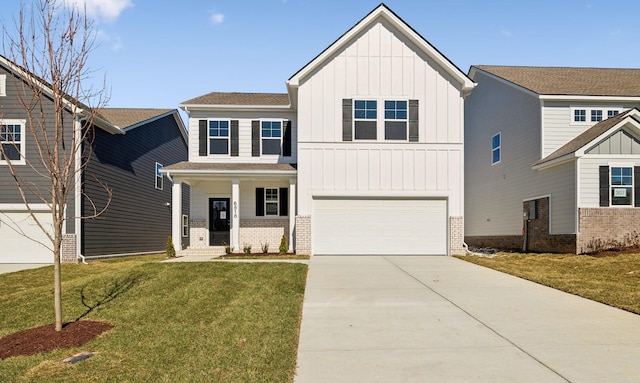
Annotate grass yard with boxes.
[0,255,307,382]
[458,252,640,315]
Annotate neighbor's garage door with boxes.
[0,211,52,263]
[312,198,447,255]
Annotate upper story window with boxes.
[611,167,633,206]
[155,162,163,190]
[354,100,377,140]
[384,100,407,140]
[265,188,279,215]
[0,120,25,164]
[591,110,603,122]
[572,107,623,125]
[261,121,282,155]
[209,120,229,155]
[491,133,501,165]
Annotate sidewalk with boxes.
[294,256,640,382]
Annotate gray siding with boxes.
[0,64,76,234]
[81,114,188,257]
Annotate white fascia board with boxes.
[161,169,298,177]
[532,154,577,171]
[575,119,640,157]
[91,114,124,135]
[180,104,293,113]
[539,95,640,102]
[289,6,474,93]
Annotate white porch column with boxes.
[231,178,240,251]
[171,178,183,250]
[289,178,296,252]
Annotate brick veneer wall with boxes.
[189,219,207,249]
[61,234,77,263]
[578,208,640,253]
[239,219,289,253]
[449,216,465,255]
[295,216,311,255]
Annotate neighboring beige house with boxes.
[465,65,640,254]
[164,4,474,256]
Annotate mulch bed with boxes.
[0,320,114,360]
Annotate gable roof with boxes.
[534,108,640,169]
[473,65,640,97]
[287,3,474,93]
[99,108,188,144]
[180,92,290,108]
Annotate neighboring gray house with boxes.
[465,65,640,254]
[164,4,475,256]
[0,55,189,263]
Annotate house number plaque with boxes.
[233,202,238,218]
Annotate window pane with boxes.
[396,101,407,109]
[611,187,632,205]
[492,134,500,149]
[266,202,278,215]
[385,121,407,140]
[354,121,377,140]
[366,110,377,119]
[385,110,395,119]
[354,100,365,109]
[492,148,500,164]
[591,110,602,122]
[385,100,394,109]
[209,139,229,154]
[397,110,407,119]
[1,143,20,160]
[354,110,365,119]
[262,139,281,155]
[266,188,278,201]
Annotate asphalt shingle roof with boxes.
[474,65,640,97]
[180,92,290,106]
[99,108,174,129]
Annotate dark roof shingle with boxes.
[474,66,640,97]
[180,92,290,106]
[99,108,174,129]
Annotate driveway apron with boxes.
[294,256,640,383]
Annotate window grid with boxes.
[261,121,282,155]
[574,109,586,122]
[384,100,407,120]
[608,110,620,118]
[354,100,377,119]
[265,188,279,216]
[610,167,633,206]
[182,215,189,237]
[155,162,163,190]
[208,120,229,155]
[591,110,603,122]
[491,133,501,165]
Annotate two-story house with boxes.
[0,55,189,263]
[465,65,640,254]
[164,4,475,256]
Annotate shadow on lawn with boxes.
[70,273,140,326]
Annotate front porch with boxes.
[162,162,297,254]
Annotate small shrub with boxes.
[222,241,233,254]
[279,235,288,255]
[243,244,252,254]
[166,236,176,258]
[261,242,269,254]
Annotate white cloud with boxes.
[210,12,224,25]
[96,29,123,52]
[500,29,512,38]
[61,0,133,22]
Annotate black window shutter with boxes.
[635,167,640,207]
[279,187,288,216]
[199,120,207,156]
[599,166,609,207]
[342,99,353,141]
[256,188,265,216]
[409,99,419,142]
[283,120,292,157]
[230,120,239,156]
[252,120,260,157]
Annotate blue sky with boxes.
[2,0,640,111]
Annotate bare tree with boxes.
[1,0,110,331]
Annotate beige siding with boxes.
[187,110,297,163]
[297,19,465,218]
[578,156,640,208]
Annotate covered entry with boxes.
[312,198,448,255]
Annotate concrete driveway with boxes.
[0,264,49,275]
[295,256,640,383]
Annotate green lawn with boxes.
[0,255,308,382]
[457,252,640,315]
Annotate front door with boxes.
[209,198,230,246]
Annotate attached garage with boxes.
[0,210,52,263]
[312,198,448,255]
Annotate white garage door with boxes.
[0,211,52,263]
[312,198,447,255]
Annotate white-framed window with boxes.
[182,214,189,237]
[0,119,26,164]
[265,188,279,216]
[491,132,501,165]
[384,100,407,140]
[353,99,377,140]
[208,120,229,155]
[261,120,282,155]
[155,162,163,190]
[571,107,624,125]
[610,166,633,206]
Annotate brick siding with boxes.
[578,208,640,253]
[239,219,289,254]
[449,216,465,255]
[61,234,77,263]
[295,215,311,255]
[189,219,207,249]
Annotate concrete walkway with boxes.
[295,256,640,383]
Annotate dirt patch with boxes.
[0,320,113,360]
